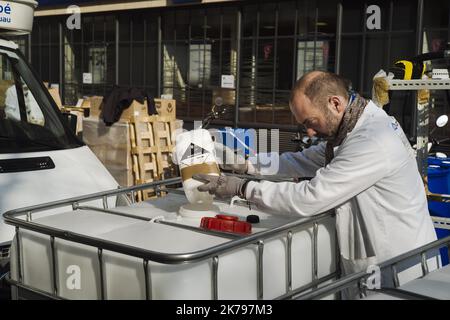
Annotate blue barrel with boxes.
[427,157,450,265]
[428,157,450,194]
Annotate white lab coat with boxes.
[246,101,438,292]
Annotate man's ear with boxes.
[329,96,345,113]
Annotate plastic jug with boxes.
[175,129,220,206]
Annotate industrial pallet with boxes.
[129,114,178,201]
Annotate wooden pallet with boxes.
[153,115,177,173]
[129,114,178,201]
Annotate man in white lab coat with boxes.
[194,71,438,297]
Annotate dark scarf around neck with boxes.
[325,93,369,165]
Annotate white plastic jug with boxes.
[175,129,220,206]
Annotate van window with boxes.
[0,48,81,153]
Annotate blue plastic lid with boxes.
[428,166,450,177]
[428,156,450,168]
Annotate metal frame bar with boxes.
[286,231,293,293]
[186,11,191,118]
[447,3,450,43]
[142,17,149,88]
[158,219,241,240]
[291,235,450,300]
[37,23,42,81]
[276,272,339,300]
[358,3,368,93]
[234,8,242,129]
[334,226,342,299]
[103,16,107,98]
[392,264,400,287]
[4,177,336,300]
[15,227,22,284]
[415,0,424,56]
[6,275,65,300]
[129,17,133,86]
[58,22,64,104]
[172,15,177,111]
[312,7,318,71]
[335,3,343,74]
[257,240,264,300]
[219,10,223,78]
[386,0,394,70]
[432,216,450,231]
[212,256,219,300]
[27,33,32,64]
[48,23,53,85]
[115,17,119,85]
[312,222,319,286]
[411,0,425,140]
[302,1,308,77]
[201,10,207,119]
[143,259,151,300]
[271,6,279,124]
[291,3,298,85]
[50,236,58,296]
[389,79,450,90]
[157,13,162,97]
[252,8,260,123]
[98,248,105,299]
[289,4,299,126]
[373,287,438,300]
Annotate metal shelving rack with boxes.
[388,79,450,240]
[388,80,450,163]
[388,79,450,177]
[389,79,450,90]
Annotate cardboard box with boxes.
[83,117,133,187]
[85,96,104,118]
[120,100,149,121]
[69,110,84,135]
[154,99,176,118]
[48,87,62,108]
[0,80,14,106]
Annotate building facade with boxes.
[9,0,450,150]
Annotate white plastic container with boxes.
[9,193,337,300]
[175,129,220,206]
[0,0,38,35]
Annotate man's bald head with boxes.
[289,71,352,138]
[290,71,351,111]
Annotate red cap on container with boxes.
[200,214,252,234]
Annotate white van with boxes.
[0,1,118,268]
